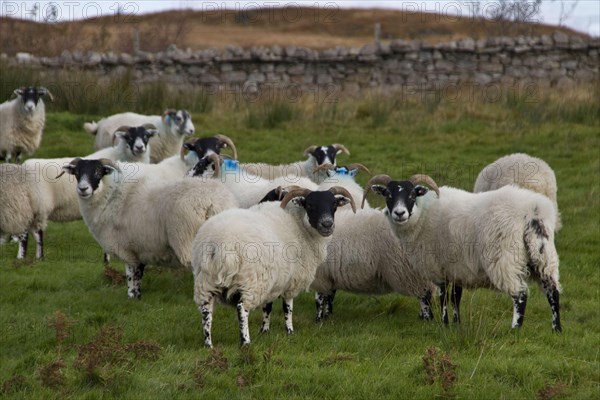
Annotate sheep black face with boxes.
[115,125,157,156]
[372,181,429,224]
[164,109,194,136]
[182,134,237,161]
[365,174,440,225]
[305,144,350,168]
[281,187,356,237]
[60,158,119,199]
[14,87,50,113]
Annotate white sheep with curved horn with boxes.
[187,154,318,208]
[240,143,351,183]
[61,157,238,299]
[192,186,356,347]
[363,173,562,332]
[0,125,156,260]
[84,109,195,163]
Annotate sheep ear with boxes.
[371,185,390,197]
[413,185,429,197]
[335,195,352,208]
[183,142,195,151]
[146,129,157,137]
[61,164,77,176]
[13,88,24,97]
[291,197,306,208]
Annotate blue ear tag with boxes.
[334,167,358,177]
[223,159,240,171]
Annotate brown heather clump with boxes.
[236,373,251,388]
[74,325,162,383]
[1,374,27,394]
[319,353,355,367]
[47,310,77,350]
[537,381,567,400]
[104,266,126,285]
[203,348,229,371]
[422,347,457,395]
[37,359,66,388]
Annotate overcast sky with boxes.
[2,1,598,36]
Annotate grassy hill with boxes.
[0,7,588,56]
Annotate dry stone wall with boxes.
[4,31,598,94]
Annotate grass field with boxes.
[0,86,599,399]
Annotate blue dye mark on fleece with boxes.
[223,159,240,171]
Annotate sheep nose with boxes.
[321,220,333,229]
[394,210,406,218]
[135,145,144,151]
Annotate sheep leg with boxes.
[451,284,463,323]
[16,232,28,259]
[542,278,562,332]
[103,253,111,266]
[33,229,43,259]
[126,263,145,299]
[315,292,326,322]
[439,283,449,325]
[200,298,214,348]
[511,291,528,329]
[282,298,294,335]
[260,302,273,333]
[236,301,251,346]
[15,152,22,164]
[419,289,434,320]
[326,290,336,316]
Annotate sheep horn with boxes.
[304,145,318,156]
[55,157,82,179]
[142,123,157,131]
[113,126,130,147]
[280,188,313,210]
[332,144,350,155]
[180,138,197,161]
[99,158,120,172]
[208,153,221,177]
[215,134,237,160]
[313,162,335,173]
[38,87,55,102]
[409,174,440,197]
[278,185,303,199]
[266,186,295,202]
[346,163,372,176]
[362,174,393,209]
[328,186,356,213]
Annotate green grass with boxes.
[1,88,599,399]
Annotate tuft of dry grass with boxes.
[47,310,77,351]
[74,325,161,384]
[319,353,356,367]
[202,348,230,371]
[37,359,66,388]
[104,266,126,285]
[1,374,27,394]
[423,347,458,396]
[537,381,567,400]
